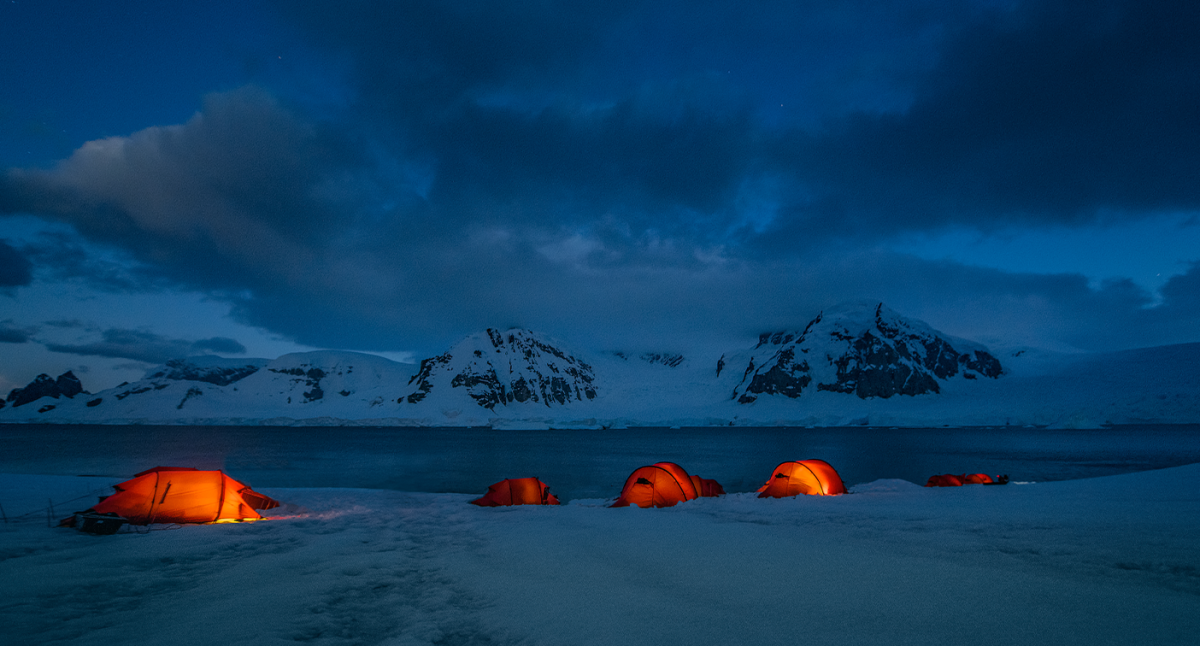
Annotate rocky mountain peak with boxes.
[4,371,85,408]
[733,302,1003,403]
[400,328,597,410]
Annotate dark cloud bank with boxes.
[1,0,1197,355]
[44,328,247,365]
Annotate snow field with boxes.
[1,465,1198,645]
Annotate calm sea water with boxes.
[2,424,1198,500]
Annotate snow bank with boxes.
[2,465,1198,645]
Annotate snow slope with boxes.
[2,303,1198,427]
[1,464,1197,645]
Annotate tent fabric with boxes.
[470,477,560,506]
[134,466,200,477]
[757,459,847,498]
[612,462,700,508]
[926,473,996,487]
[690,475,726,497]
[87,469,279,525]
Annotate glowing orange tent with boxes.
[757,459,847,498]
[85,467,279,525]
[612,462,700,508]
[470,477,560,506]
[925,474,965,487]
[925,473,1003,487]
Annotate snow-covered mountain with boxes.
[728,302,1003,403]
[398,328,596,410]
[3,303,1198,428]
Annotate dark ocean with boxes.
[3,424,1198,500]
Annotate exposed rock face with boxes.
[640,353,685,368]
[733,302,1003,403]
[611,351,686,367]
[401,328,597,410]
[147,359,261,386]
[5,371,85,407]
[268,366,327,402]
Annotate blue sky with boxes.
[2,0,1198,392]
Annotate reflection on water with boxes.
[3,424,1198,500]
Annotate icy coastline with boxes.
[2,464,1197,644]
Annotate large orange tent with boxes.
[470,477,560,506]
[757,459,847,498]
[612,462,702,508]
[80,466,280,525]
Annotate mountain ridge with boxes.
[3,303,1198,428]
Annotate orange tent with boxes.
[612,462,699,508]
[470,477,560,506]
[925,473,1001,487]
[690,475,726,497]
[925,474,965,487]
[757,459,847,498]
[85,467,279,525]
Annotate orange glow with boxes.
[926,473,994,487]
[90,468,279,525]
[611,461,701,508]
[470,477,561,506]
[757,459,847,498]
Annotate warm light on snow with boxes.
[1,464,1197,644]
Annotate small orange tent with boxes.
[689,475,726,497]
[925,473,1003,487]
[470,477,560,506]
[612,462,700,508]
[757,459,847,498]
[925,474,965,487]
[85,467,279,525]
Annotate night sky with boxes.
[2,0,1199,393]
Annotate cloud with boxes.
[0,239,32,287]
[17,228,167,292]
[1,2,1197,357]
[44,328,247,365]
[0,320,34,344]
[758,0,1200,245]
[191,336,249,354]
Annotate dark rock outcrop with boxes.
[268,366,327,403]
[148,359,260,386]
[6,371,85,407]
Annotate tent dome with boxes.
[87,467,279,525]
[612,462,700,508]
[757,459,847,498]
[470,477,560,506]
